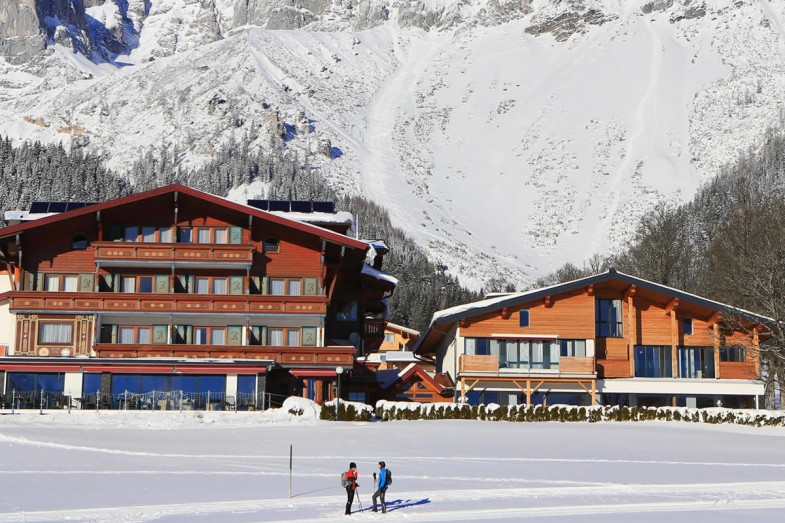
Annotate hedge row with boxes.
[371,402,785,427]
[319,402,373,422]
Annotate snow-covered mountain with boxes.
[2,0,785,289]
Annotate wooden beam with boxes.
[753,327,760,378]
[627,289,635,377]
[714,323,720,379]
[665,298,679,313]
[706,311,721,326]
[586,284,595,296]
[501,307,509,319]
[544,295,553,308]
[623,285,637,300]
[671,309,678,378]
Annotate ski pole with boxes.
[356,488,363,511]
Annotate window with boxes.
[124,226,139,242]
[596,299,623,337]
[214,228,228,244]
[142,227,156,243]
[118,326,152,344]
[560,339,587,358]
[160,227,173,243]
[210,329,226,345]
[384,333,395,344]
[720,345,746,362]
[678,346,715,378]
[465,337,491,355]
[195,277,227,294]
[683,318,693,336]
[336,302,358,321]
[39,323,73,344]
[212,278,227,295]
[139,276,153,293]
[45,275,60,291]
[269,278,303,296]
[121,276,136,293]
[178,227,192,243]
[264,237,279,253]
[71,234,88,250]
[287,330,300,346]
[269,279,286,296]
[269,328,284,346]
[287,279,301,296]
[44,274,80,292]
[8,372,65,394]
[197,228,211,244]
[195,277,210,294]
[634,345,673,378]
[519,310,530,327]
[267,328,301,346]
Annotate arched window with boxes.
[263,237,279,253]
[72,234,88,250]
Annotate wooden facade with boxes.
[415,270,767,408]
[0,185,397,407]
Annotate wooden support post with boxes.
[753,327,761,378]
[625,286,636,377]
[713,323,721,379]
[671,310,678,378]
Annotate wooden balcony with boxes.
[364,319,386,338]
[718,361,758,380]
[459,354,596,376]
[93,344,355,366]
[93,242,254,267]
[10,292,327,315]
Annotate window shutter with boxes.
[229,276,243,295]
[250,276,261,294]
[261,326,268,345]
[154,275,169,293]
[112,274,121,292]
[111,325,118,344]
[79,273,95,293]
[35,272,43,291]
[175,325,186,344]
[26,272,36,291]
[186,325,193,344]
[302,327,317,346]
[187,275,195,294]
[261,276,269,295]
[303,277,318,296]
[229,226,242,244]
[152,325,168,345]
[250,326,261,345]
[227,326,243,346]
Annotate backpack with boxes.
[385,468,392,486]
[340,471,350,488]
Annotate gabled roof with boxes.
[414,269,775,355]
[378,362,446,394]
[0,184,369,251]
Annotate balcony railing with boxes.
[459,354,596,376]
[364,319,386,338]
[93,241,254,265]
[10,292,327,315]
[93,343,355,366]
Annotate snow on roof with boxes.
[3,210,58,222]
[268,210,353,225]
[361,263,399,286]
[430,269,775,326]
[363,240,389,252]
[383,351,419,362]
[386,322,420,336]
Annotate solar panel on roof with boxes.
[290,201,311,213]
[313,202,335,213]
[29,202,49,213]
[48,202,67,213]
[268,201,289,212]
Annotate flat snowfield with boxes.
[2,410,785,522]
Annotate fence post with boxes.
[96,389,100,411]
[207,391,211,411]
[11,390,15,415]
[180,390,183,412]
[39,389,44,415]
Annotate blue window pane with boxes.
[141,375,167,393]
[476,338,490,355]
[82,373,102,396]
[112,375,141,396]
[519,310,529,327]
[683,318,693,335]
[237,375,256,395]
[8,373,36,392]
[37,374,65,393]
[198,375,225,394]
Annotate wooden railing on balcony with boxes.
[10,292,327,315]
[93,344,355,366]
[459,355,596,375]
[93,242,254,264]
[364,319,385,338]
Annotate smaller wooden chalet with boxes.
[376,363,452,403]
[414,269,770,409]
[380,322,420,352]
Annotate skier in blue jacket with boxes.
[371,461,388,513]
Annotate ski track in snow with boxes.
[3,482,785,522]
[2,431,785,468]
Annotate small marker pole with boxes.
[289,444,293,499]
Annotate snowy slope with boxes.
[2,0,785,288]
[2,406,785,522]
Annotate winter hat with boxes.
[349,462,357,469]
[378,461,385,467]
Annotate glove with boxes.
[355,483,360,488]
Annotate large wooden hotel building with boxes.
[0,185,396,409]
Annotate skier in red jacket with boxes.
[344,462,359,515]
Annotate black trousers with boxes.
[372,487,387,512]
[345,487,355,514]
